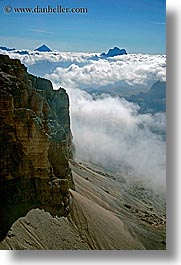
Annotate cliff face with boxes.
[0,54,74,240]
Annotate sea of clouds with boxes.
[62,87,166,190]
[1,50,166,90]
[0,49,166,189]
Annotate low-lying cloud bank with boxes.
[53,84,166,190]
[45,53,166,91]
[0,49,166,190]
[1,49,166,91]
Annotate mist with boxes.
[1,49,166,190]
[52,84,166,190]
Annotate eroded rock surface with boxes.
[0,54,74,240]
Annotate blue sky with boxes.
[0,0,166,53]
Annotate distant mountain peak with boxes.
[34,44,52,52]
[0,46,15,52]
[101,47,127,57]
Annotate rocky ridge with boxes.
[101,47,127,57]
[0,54,74,240]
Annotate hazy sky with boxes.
[0,0,166,53]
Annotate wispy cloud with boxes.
[28,29,55,34]
[151,22,166,25]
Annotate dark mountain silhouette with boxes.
[101,47,127,57]
[0,46,15,52]
[34,44,52,52]
[15,50,29,55]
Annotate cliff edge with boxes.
[0,54,74,240]
[0,54,165,250]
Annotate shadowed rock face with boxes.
[0,54,74,240]
[127,81,166,114]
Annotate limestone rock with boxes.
[0,54,74,240]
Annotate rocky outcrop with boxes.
[0,54,74,240]
[101,47,127,57]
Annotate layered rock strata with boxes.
[0,54,74,240]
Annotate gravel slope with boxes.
[0,160,166,250]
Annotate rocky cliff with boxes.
[0,54,74,240]
[0,54,166,250]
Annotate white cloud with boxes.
[65,88,166,190]
[0,49,166,190]
[0,50,166,90]
[28,29,55,34]
[45,53,166,90]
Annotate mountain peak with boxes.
[0,46,15,52]
[34,44,52,52]
[101,47,127,57]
